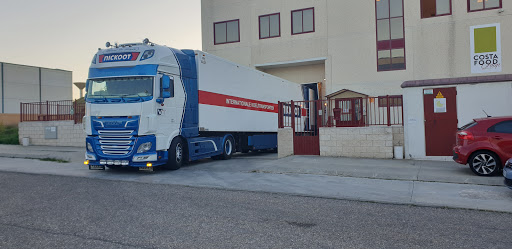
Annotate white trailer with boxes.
[84,39,303,170]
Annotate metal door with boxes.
[334,98,365,127]
[423,87,458,156]
[293,100,320,155]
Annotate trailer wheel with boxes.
[220,137,234,160]
[164,137,184,170]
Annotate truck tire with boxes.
[164,137,184,170]
[220,137,234,160]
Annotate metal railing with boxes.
[20,100,85,124]
[278,96,403,129]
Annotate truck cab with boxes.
[84,40,198,170]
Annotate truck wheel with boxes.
[165,138,184,170]
[220,137,234,160]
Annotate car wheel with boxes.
[468,151,500,176]
[164,138,184,170]
[220,137,234,160]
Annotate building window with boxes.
[214,19,240,45]
[468,0,502,12]
[259,13,280,39]
[421,0,452,18]
[376,0,405,71]
[291,8,314,35]
[378,96,403,107]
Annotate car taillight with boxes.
[457,131,474,141]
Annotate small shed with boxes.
[401,75,512,160]
[326,89,368,100]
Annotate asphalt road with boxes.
[1,172,511,249]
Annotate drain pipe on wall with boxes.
[1,62,4,114]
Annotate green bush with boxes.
[0,124,19,145]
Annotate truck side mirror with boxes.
[160,75,174,99]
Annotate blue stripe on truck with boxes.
[170,48,199,138]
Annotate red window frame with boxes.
[467,0,502,12]
[421,0,453,18]
[213,19,240,45]
[291,7,315,35]
[375,0,406,72]
[259,13,281,39]
[378,95,403,107]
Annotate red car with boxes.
[453,116,512,176]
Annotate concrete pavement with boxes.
[0,144,510,213]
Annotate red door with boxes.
[334,98,365,127]
[423,87,458,156]
[293,100,320,155]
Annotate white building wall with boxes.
[41,68,72,101]
[202,0,512,97]
[403,81,512,160]
[262,64,325,86]
[0,63,72,114]
[3,64,39,113]
[456,82,512,125]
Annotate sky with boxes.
[0,0,202,100]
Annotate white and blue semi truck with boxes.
[84,40,303,171]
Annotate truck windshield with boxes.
[87,77,153,99]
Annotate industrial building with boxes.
[0,62,72,126]
[201,0,512,160]
[202,0,510,96]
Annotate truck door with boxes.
[155,74,183,147]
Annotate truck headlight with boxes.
[137,142,152,153]
[87,142,94,152]
[505,159,512,169]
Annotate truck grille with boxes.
[97,130,135,156]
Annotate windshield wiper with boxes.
[89,96,108,102]
[120,94,144,102]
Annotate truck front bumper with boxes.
[85,135,168,168]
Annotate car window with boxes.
[488,121,512,134]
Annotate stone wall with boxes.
[392,127,404,147]
[278,126,405,159]
[18,121,85,147]
[319,126,404,159]
[277,128,294,158]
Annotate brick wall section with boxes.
[319,126,404,159]
[18,121,85,147]
[392,127,404,147]
[277,128,294,158]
